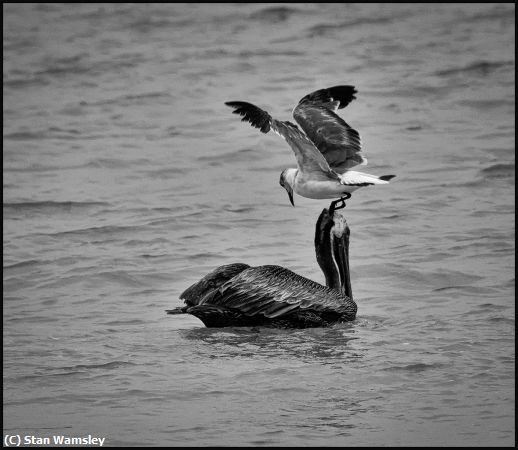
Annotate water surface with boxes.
[3,3,515,446]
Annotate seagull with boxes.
[225,85,395,210]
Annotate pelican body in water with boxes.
[166,206,356,328]
[225,85,395,210]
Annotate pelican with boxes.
[225,85,395,210]
[166,206,357,328]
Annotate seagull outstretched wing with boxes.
[225,101,340,181]
[293,85,366,173]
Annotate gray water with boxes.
[3,3,515,447]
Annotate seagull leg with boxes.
[329,193,351,215]
[329,199,342,215]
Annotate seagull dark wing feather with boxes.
[293,85,367,172]
[225,101,271,133]
[298,85,358,110]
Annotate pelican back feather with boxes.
[180,263,250,306]
[205,265,356,321]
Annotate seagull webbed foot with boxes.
[329,194,351,215]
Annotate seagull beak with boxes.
[286,187,294,206]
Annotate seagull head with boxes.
[279,168,297,206]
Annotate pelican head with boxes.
[314,208,352,299]
[279,168,297,206]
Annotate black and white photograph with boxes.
[3,2,515,447]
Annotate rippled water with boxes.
[3,3,515,447]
